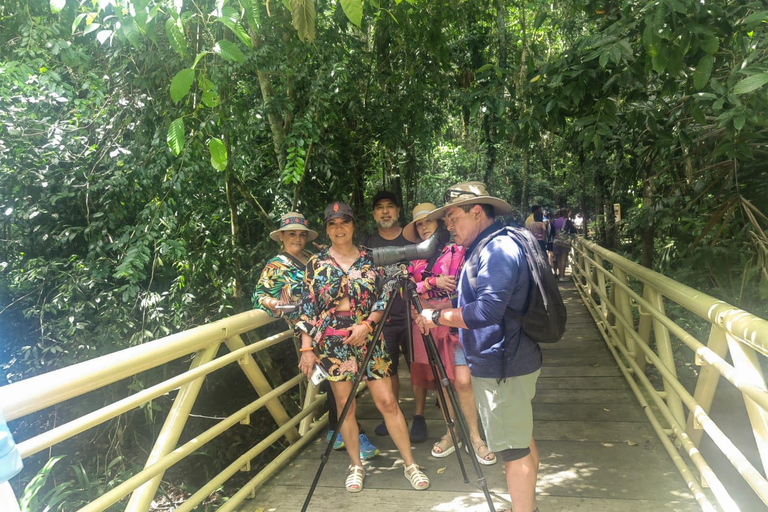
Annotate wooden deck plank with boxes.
[236,279,704,512]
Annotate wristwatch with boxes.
[431,309,442,326]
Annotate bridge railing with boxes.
[0,309,332,512]
[571,237,768,512]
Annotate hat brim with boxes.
[403,214,433,243]
[427,196,513,221]
[269,226,318,242]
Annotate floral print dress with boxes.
[296,247,393,381]
[252,253,305,324]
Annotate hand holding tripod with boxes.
[301,262,496,512]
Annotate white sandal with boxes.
[403,462,430,490]
[345,465,365,493]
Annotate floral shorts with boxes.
[316,315,393,381]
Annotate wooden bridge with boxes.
[2,239,768,512]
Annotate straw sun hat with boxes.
[403,202,438,243]
[269,212,318,242]
[427,181,513,221]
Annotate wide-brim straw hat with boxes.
[403,202,438,243]
[427,181,513,221]
[269,212,318,242]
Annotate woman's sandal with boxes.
[345,465,365,493]
[403,462,430,490]
[470,439,497,466]
[431,434,462,458]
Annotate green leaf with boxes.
[691,106,706,126]
[290,0,316,42]
[170,69,195,103]
[662,0,686,14]
[340,0,363,27]
[217,7,253,49]
[214,40,245,63]
[693,55,713,90]
[51,0,66,13]
[733,114,746,131]
[209,138,228,170]
[700,36,719,55]
[119,15,142,49]
[534,11,547,30]
[202,91,220,107]
[744,11,768,31]
[733,73,768,95]
[72,13,87,33]
[166,18,188,59]
[240,0,261,31]
[167,118,185,156]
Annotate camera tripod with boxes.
[301,263,496,512]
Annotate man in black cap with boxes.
[364,191,427,442]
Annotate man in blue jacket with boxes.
[416,181,542,512]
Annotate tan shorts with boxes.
[471,370,540,453]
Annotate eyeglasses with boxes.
[444,189,479,203]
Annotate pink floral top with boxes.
[409,243,466,302]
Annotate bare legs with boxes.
[367,378,416,465]
[505,439,539,512]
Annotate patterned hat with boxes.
[403,202,438,243]
[427,181,512,220]
[269,212,318,242]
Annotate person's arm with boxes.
[252,261,282,316]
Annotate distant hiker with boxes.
[417,181,542,512]
[527,210,548,253]
[552,209,578,281]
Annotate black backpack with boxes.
[465,226,567,343]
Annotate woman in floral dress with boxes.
[296,201,430,493]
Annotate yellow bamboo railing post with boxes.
[687,326,729,448]
[635,286,653,372]
[224,335,300,443]
[299,380,321,436]
[124,342,221,512]
[645,288,686,429]
[726,333,768,475]
[612,267,635,358]
[594,253,608,319]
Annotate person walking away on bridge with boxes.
[296,201,429,493]
[0,410,22,512]
[252,211,379,461]
[416,181,542,512]
[527,210,548,254]
[403,203,497,465]
[552,208,578,281]
[363,191,428,443]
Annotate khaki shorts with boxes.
[471,370,540,453]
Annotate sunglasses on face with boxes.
[444,189,480,203]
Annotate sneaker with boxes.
[410,415,427,443]
[374,421,389,436]
[326,430,345,450]
[358,434,380,460]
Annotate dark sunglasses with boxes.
[444,189,480,203]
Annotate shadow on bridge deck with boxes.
[238,279,702,512]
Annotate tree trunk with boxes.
[641,171,654,268]
[256,70,287,172]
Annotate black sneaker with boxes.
[374,421,389,436]
[410,415,427,443]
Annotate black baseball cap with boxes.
[372,190,399,209]
[324,201,355,223]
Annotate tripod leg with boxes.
[301,297,396,512]
[407,284,497,512]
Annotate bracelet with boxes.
[362,320,374,333]
[423,279,432,291]
[428,276,437,288]
[299,346,314,352]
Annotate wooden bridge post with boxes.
[125,342,221,512]
[224,335,300,443]
[686,326,728,448]
[594,254,608,319]
[645,288,686,429]
[725,334,768,476]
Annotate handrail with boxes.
[0,309,334,512]
[570,237,768,512]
